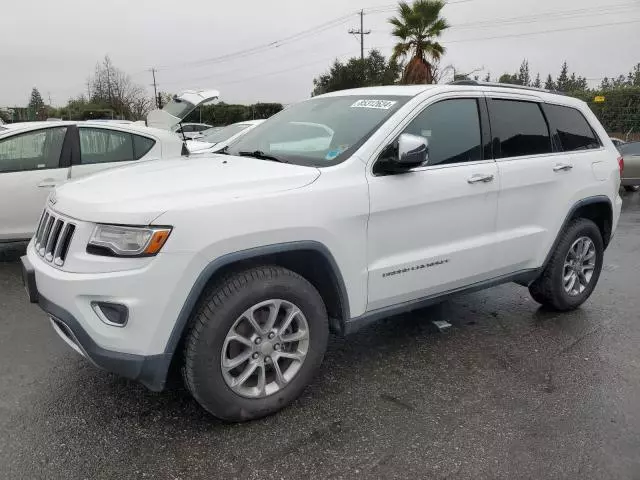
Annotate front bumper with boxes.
[20,253,186,392]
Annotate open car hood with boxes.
[146,89,220,131]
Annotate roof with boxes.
[319,85,439,98]
[315,83,586,107]
[0,120,182,144]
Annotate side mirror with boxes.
[375,133,428,174]
[398,133,428,167]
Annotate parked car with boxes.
[619,141,640,191]
[0,121,183,243]
[610,137,626,149]
[173,123,212,140]
[22,82,622,422]
[1,89,220,243]
[186,120,265,154]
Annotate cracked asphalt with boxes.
[1,191,639,479]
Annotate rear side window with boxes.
[0,127,67,173]
[544,104,600,151]
[133,134,156,159]
[79,128,134,164]
[489,99,552,158]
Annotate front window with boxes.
[227,96,410,166]
[0,127,67,173]
[202,124,251,144]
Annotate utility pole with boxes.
[348,9,371,60]
[150,68,159,109]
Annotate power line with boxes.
[154,12,357,72]
[373,18,640,48]
[348,9,372,60]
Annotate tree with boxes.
[498,73,520,85]
[28,88,46,120]
[556,61,569,91]
[545,74,556,90]
[312,50,401,95]
[517,60,531,86]
[87,56,152,119]
[389,0,449,84]
[483,72,491,82]
[533,73,542,88]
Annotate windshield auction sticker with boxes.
[351,99,397,109]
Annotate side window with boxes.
[132,135,156,160]
[0,127,67,173]
[544,104,600,151]
[181,125,194,133]
[79,128,134,164]
[489,99,552,158]
[402,98,482,166]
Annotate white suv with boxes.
[21,83,623,421]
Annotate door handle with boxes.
[553,163,573,172]
[37,179,58,188]
[467,173,494,184]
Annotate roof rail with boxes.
[448,80,566,95]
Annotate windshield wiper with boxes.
[237,150,288,163]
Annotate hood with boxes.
[146,89,220,131]
[186,139,216,153]
[52,155,320,225]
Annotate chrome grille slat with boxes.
[36,212,50,249]
[34,209,76,267]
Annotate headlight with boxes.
[87,225,172,257]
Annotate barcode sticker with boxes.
[351,99,397,110]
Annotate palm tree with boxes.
[389,0,449,84]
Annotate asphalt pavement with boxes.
[1,192,639,479]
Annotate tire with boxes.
[624,185,639,192]
[529,218,604,311]
[183,265,329,422]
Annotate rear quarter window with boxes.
[544,104,601,151]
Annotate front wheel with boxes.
[183,266,329,422]
[529,218,604,311]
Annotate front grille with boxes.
[34,210,76,267]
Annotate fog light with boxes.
[91,302,129,327]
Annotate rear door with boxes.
[70,126,158,179]
[0,126,71,241]
[489,95,603,274]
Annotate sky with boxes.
[2,0,640,108]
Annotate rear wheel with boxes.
[183,266,328,422]
[529,218,604,311]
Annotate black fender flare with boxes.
[162,240,350,363]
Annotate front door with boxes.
[366,95,498,312]
[0,126,71,241]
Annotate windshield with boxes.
[163,98,196,119]
[227,96,409,166]
[202,124,251,144]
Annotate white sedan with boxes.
[0,121,183,243]
[186,120,265,154]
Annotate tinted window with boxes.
[545,104,600,151]
[0,127,67,173]
[490,100,552,158]
[403,98,482,166]
[620,142,640,155]
[133,135,156,159]
[79,128,134,164]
